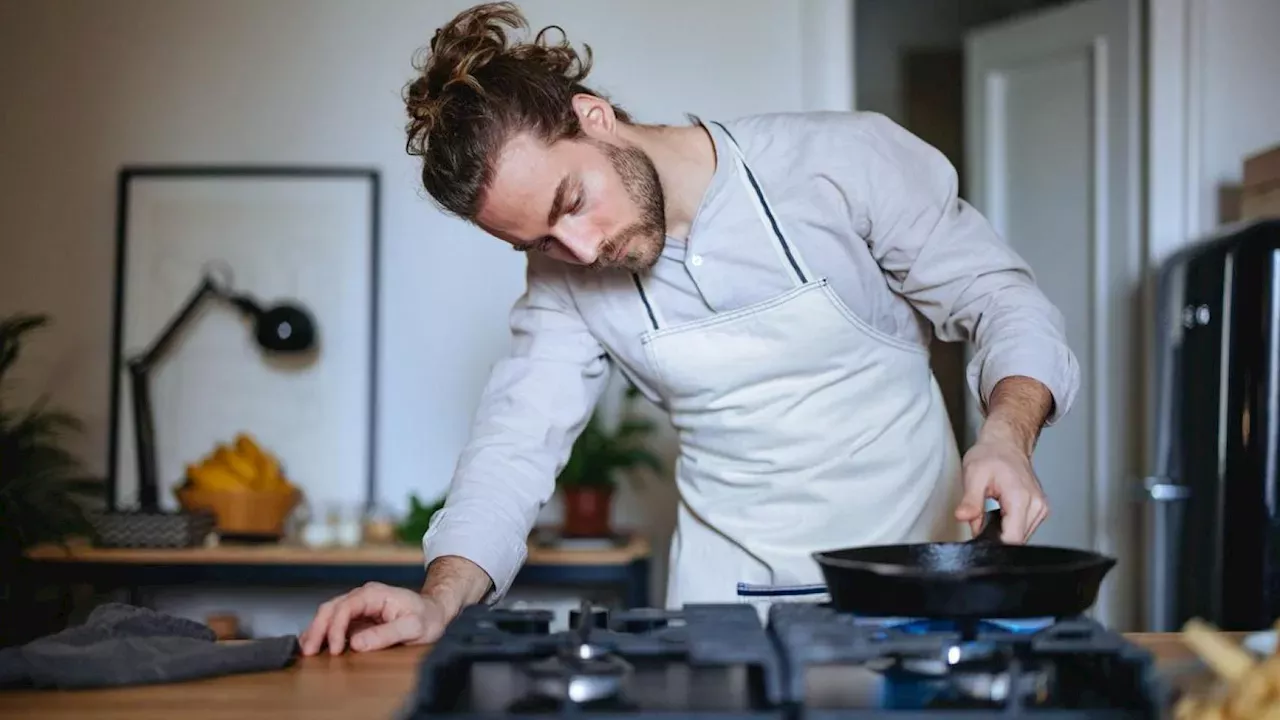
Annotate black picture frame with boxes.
[105,165,381,514]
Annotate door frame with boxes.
[801,0,857,112]
[838,0,1204,630]
[962,0,1145,630]
[1144,0,1201,267]
[1140,0,1207,630]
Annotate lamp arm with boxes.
[130,276,227,373]
[126,274,232,511]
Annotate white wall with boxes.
[0,0,852,634]
[1190,0,1280,235]
[1148,0,1280,264]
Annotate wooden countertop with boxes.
[0,632,1225,720]
[24,533,651,568]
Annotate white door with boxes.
[964,0,1142,630]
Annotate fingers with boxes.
[300,591,348,656]
[954,478,989,536]
[299,582,389,656]
[1027,494,1049,538]
[997,484,1052,543]
[998,489,1031,544]
[350,614,429,652]
[327,585,385,655]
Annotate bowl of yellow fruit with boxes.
[174,433,301,541]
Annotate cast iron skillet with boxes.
[811,509,1117,619]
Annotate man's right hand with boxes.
[298,556,493,655]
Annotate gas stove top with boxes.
[401,601,1165,719]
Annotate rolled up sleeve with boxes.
[422,253,611,600]
[847,112,1081,424]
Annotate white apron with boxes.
[630,122,965,618]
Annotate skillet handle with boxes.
[972,508,1004,544]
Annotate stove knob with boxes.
[569,606,610,630]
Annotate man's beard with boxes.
[590,142,666,272]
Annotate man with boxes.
[300,1,1079,656]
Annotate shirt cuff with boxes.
[968,343,1081,426]
[420,508,529,604]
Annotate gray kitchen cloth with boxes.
[0,602,298,689]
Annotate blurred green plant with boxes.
[555,383,663,491]
[0,313,98,562]
[395,383,665,546]
[0,313,101,648]
[395,492,445,546]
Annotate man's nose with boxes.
[558,233,601,265]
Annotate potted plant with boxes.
[0,313,99,646]
[394,492,446,546]
[555,384,663,537]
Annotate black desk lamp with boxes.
[94,271,318,547]
[127,274,317,511]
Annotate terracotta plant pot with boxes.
[562,487,614,537]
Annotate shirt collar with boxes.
[680,114,737,254]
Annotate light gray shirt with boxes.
[422,111,1081,600]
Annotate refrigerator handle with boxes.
[1142,475,1191,631]
[1145,476,1191,501]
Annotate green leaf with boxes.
[0,312,94,560]
[554,385,666,491]
[395,492,446,545]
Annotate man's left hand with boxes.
[953,376,1054,544]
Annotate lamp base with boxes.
[89,509,217,548]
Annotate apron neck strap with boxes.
[708,121,811,286]
[630,120,814,332]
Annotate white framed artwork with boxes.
[106,166,380,516]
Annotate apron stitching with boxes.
[818,283,931,358]
[640,335,668,386]
[735,582,829,596]
[644,280,827,341]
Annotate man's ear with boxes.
[572,94,616,139]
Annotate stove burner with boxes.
[522,602,635,705]
[523,650,633,704]
[406,600,1160,719]
[855,620,1053,706]
[874,618,1049,692]
[768,604,1161,716]
[882,646,1054,706]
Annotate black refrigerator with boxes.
[1144,218,1280,631]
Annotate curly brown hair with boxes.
[403,2,632,220]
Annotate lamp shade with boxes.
[254,304,316,353]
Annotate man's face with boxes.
[475,131,666,272]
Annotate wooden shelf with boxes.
[24,532,650,568]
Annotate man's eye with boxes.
[512,237,555,253]
[569,194,584,214]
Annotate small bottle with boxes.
[362,504,398,545]
[332,504,363,547]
